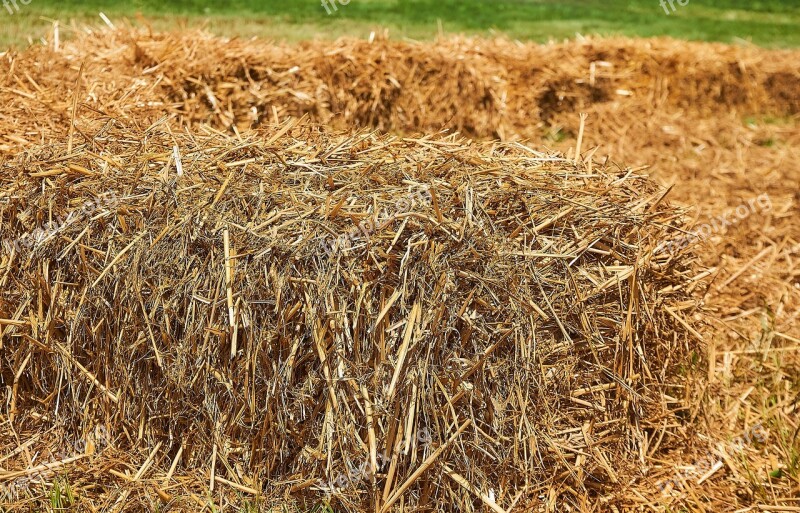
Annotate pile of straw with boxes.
[1,28,798,154]
[4,23,798,513]
[0,116,702,510]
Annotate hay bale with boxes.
[0,119,701,510]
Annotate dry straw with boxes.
[1,28,798,155]
[0,112,704,510]
[9,21,798,513]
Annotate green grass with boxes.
[1,0,800,49]
[49,476,76,511]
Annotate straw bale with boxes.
[0,119,702,510]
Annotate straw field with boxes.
[0,26,798,513]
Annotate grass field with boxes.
[1,0,800,48]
